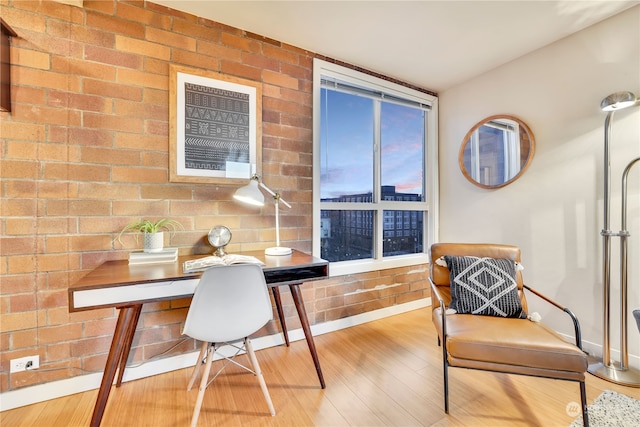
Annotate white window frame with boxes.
[312,59,439,276]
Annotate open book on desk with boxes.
[183,254,265,273]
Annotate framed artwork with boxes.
[169,64,262,184]
[1,18,18,112]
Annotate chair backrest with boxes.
[182,264,273,343]
[429,243,527,311]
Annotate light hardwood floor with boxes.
[2,308,639,426]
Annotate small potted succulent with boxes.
[116,218,183,253]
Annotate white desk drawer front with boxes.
[71,279,199,310]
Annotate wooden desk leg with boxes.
[116,304,142,387]
[271,287,290,346]
[289,284,326,389]
[90,305,140,427]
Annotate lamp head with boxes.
[600,91,637,112]
[233,176,265,207]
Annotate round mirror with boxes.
[459,115,535,189]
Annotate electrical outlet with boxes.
[10,355,40,373]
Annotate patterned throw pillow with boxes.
[443,255,527,318]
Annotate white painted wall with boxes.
[439,6,640,367]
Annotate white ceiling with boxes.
[152,0,640,92]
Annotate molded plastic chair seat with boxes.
[182,264,275,426]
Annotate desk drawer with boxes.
[70,279,199,311]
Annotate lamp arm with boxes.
[259,181,292,208]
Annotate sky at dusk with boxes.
[320,89,425,200]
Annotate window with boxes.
[312,59,438,275]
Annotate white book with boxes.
[183,254,264,273]
[129,248,178,265]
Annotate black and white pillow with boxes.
[443,255,527,318]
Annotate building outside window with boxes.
[312,59,439,275]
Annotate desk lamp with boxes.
[234,174,292,256]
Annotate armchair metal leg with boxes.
[580,381,589,427]
[442,344,449,413]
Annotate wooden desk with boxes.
[68,250,328,427]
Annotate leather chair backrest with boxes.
[429,243,528,311]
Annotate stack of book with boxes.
[128,248,178,265]
[183,254,264,273]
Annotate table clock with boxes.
[208,225,231,256]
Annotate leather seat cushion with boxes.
[433,308,588,373]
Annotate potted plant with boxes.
[116,218,183,253]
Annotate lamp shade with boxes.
[233,179,264,207]
[601,91,637,112]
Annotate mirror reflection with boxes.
[459,115,534,189]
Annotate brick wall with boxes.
[0,0,429,393]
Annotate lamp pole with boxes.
[258,181,292,256]
[587,92,640,386]
[601,111,613,367]
[620,157,640,370]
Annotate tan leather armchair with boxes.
[429,243,589,426]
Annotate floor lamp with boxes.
[587,91,640,386]
[234,174,292,256]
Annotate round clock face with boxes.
[208,225,231,248]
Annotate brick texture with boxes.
[0,0,430,393]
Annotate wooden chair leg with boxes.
[245,338,275,416]
[190,344,214,427]
[188,342,207,391]
[580,380,589,427]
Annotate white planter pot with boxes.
[143,232,164,253]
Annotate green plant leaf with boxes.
[115,218,183,245]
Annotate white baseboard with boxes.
[581,338,640,371]
[0,298,430,412]
[554,330,640,372]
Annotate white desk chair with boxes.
[182,264,275,426]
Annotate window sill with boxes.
[327,253,430,277]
